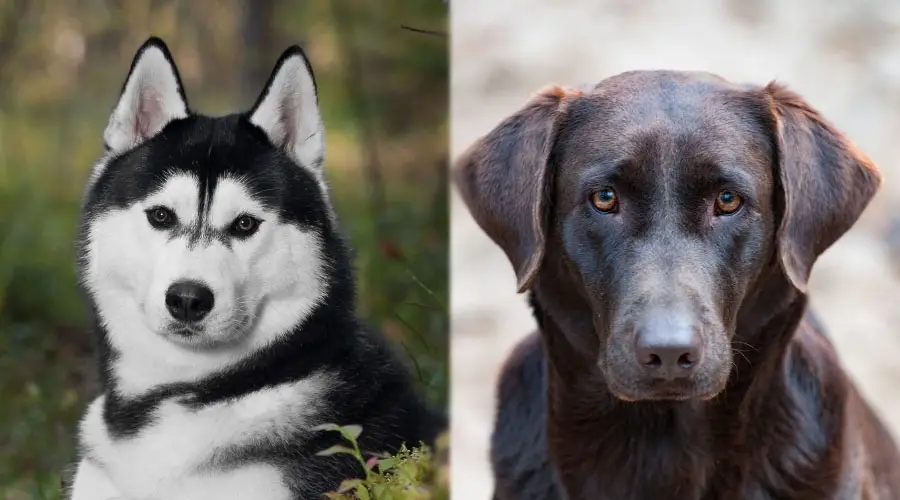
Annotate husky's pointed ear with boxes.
[249,46,325,174]
[104,37,189,154]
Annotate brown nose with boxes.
[634,310,703,380]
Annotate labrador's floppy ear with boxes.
[453,85,581,293]
[763,82,881,293]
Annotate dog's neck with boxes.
[530,266,817,498]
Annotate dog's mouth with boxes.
[640,379,705,401]
[161,313,254,348]
[165,323,205,344]
[167,323,205,338]
[605,374,726,402]
[613,382,692,402]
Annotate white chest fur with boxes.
[70,374,332,500]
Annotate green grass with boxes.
[0,168,447,499]
[0,110,448,500]
[0,3,447,497]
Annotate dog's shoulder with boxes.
[780,316,848,433]
[491,332,559,500]
[793,314,900,494]
[497,331,545,403]
[324,324,446,447]
[782,315,900,496]
[788,314,843,382]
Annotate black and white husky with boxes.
[68,37,444,500]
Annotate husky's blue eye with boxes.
[146,207,177,229]
[229,215,261,238]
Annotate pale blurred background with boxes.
[451,0,900,497]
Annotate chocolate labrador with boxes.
[454,71,900,499]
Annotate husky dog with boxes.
[68,37,443,500]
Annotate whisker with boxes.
[733,347,752,365]
[731,340,758,352]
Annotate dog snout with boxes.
[165,280,215,322]
[633,309,703,381]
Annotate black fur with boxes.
[73,37,445,499]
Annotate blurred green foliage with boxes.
[315,424,449,499]
[0,1,447,498]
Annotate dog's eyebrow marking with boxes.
[208,177,268,229]
[144,173,201,226]
[149,175,272,249]
[162,176,272,249]
[142,172,235,248]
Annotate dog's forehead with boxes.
[159,115,263,170]
[595,70,725,104]
[557,71,773,178]
[207,176,268,226]
[141,173,266,224]
[581,70,761,133]
[91,114,290,208]
[145,172,202,220]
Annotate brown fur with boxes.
[454,70,900,499]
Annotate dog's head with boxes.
[455,71,880,401]
[80,38,332,370]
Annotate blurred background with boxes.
[451,0,900,497]
[0,1,447,498]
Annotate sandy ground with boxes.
[450,1,900,497]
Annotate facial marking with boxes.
[208,177,268,229]
[140,173,272,248]
[143,173,201,228]
[80,41,335,399]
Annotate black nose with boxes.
[634,311,703,380]
[165,281,214,322]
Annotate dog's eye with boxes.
[146,207,177,229]
[229,215,261,237]
[590,188,618,213]
[714,190,743,215]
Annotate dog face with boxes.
[551,73,780,400]
[80,38,331,393]
[455,71,880,402]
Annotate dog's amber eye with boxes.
[714,190,743,215]
[590,188,618,213]
[146,207,177,229]
[229,215,261,238]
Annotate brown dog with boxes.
[454,71,900,499]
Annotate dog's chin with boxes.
[605,373,728,403]
[160,318,248,350]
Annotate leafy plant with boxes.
[0,2,447,497]
[314,424,449,500]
